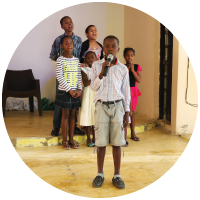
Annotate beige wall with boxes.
[106,3,124,62]
[171,38,198,135]
[124,6,160,119]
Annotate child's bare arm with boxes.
[132,68,141,83]
[123,112,129,128]
[134,71,141,83]
[81,71,91,87]
[128,63,142,83]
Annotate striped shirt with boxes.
[91,58,131,112]
[56,56,82,92]
[49,32,82,61]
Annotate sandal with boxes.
[69,141,80,149]
[63,141,71,150]
[130,136,140,141]
[87,142,95,147]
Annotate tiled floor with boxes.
[4,110,190,197]
[15,126,188,198]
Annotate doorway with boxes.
[159,24,173,121]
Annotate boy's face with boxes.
[61,37,74,52]
[103,39,120,58]
[61,17,74,32]
[86,26,97,40]
[124,50,135,64]
[85,53,97,67]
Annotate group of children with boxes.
[49,16,142,188]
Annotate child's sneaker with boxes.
[112,177,125,189]
[123,140,129,147]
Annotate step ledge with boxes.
[11,120,160,148]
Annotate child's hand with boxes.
[123,112,129,128]
[69,90,76,97]
[73,91,77,98]
[78,90,82,97]
[73,91,78,98]
[73,90,82,98]
[129,62,134,72]
[129,111,133,117]
[99,61,113,78]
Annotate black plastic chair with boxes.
[2,69,42,116]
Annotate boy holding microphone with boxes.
[91,35,130,189]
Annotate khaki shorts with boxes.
[94,100,126,147]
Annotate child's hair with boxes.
[103,35,119,45]
[85,25,95,34]
[85,51,97,58]
[123,48,135,57]
[60,16,71,25]
[60,35,73,45]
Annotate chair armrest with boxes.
[2,78,7,92]
[29,79,40,90]
[33,79,41,90]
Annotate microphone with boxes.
[103,54,114,76]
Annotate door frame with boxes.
[159,24,173,121]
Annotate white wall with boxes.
[175,43,198,134]
[7,2,108,101]
[106,3,124,62]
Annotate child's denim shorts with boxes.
[54,90,81,109]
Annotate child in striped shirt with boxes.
[50,16,83,137]
[55,35,82,150]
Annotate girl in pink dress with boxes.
[123,48,142,145]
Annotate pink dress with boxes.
[129,65,142,123]
[130,65,142,111]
